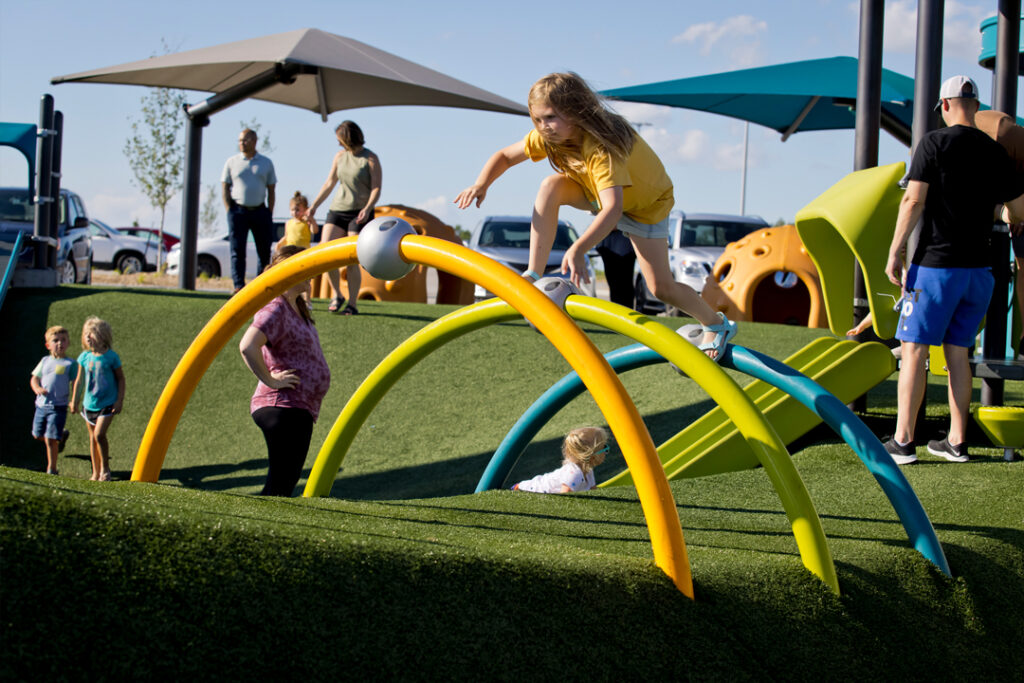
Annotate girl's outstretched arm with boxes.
[454,142,528,209]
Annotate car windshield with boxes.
[479,221,576,250]
[0,189,33,222]
[678,220,762,248]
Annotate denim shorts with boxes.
[896,264,993,347]
[82,404,116,426]
[32,404,68,440]
[587,200,670,241]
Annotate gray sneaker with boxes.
[884,438,917,465]
[927,438,969,462]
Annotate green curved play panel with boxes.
[795,162,905,339]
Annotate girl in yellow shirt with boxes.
[455,72,737,360]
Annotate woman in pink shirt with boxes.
[239,245,331,495]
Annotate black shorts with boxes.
[325,209,375,234]
[1012,229,1024,259]
[83,404,115,425]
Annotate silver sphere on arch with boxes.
[356,217,417,281]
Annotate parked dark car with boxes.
[0,186,92,284]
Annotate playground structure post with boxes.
[32,95,55,271]
[981,0,1021,406]
[48,111,63,271]
[851,0,885,412]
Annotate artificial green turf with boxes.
[1,286,1022,680]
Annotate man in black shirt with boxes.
[884,75,1024,465]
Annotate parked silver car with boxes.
[88,219,160,273]
[467,216,597,300]
[165,219,292,279]
[634,211,769,315]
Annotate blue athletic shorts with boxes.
[896,264,993,347]
[32,404,68,441]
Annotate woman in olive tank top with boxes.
[308,121,383,314]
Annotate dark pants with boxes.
[597,244,637,310]
[227,204,273,289]
[252,406,314,497]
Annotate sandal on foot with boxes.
[328,297,345,313]
[341,303,359,316]
[698,312,738,362]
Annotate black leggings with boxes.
[252,406,314,496]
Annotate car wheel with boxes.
[116,252,145,274]
[197,255,221,278]
[60,259,76,285]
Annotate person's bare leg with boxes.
[528,175,589,276]
[894,342,929,444]
[44,438,59,474]
[943,343,973,446]
[86,421,100,480]
[346,226,363,305]
[93,415,114,481]
[320,222,345,301]
[631,234,725,357]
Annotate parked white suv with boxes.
[634,211,768,315]
[467,215,597,300]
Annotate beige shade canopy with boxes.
[52,28,526,120]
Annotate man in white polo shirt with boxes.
[221,128,276,292]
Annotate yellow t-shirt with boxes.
[283,218,312,248]
[523,129,674,224]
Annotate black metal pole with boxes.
[851,0,885,412]
[177,62,304,290]
[48,111,63,271]
[909,0,944,440]
[178,113,207,290]
[981,0,1021,407]
[33,95,55,270]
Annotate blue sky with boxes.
[0,1,1016,236]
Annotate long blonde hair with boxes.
[562,426,609,474]
[528,72,635,177]
[81,317,113,353]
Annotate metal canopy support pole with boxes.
[33,95,55,270]
[981,0,1021,407]
[851,0,884,413]
[177,62,306,290]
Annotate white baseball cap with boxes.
[935,75,979,109]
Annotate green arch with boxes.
[306,293,840,594]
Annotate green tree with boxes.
[200,184,220,237]
[239,118,275,155]
[123,86,187,269]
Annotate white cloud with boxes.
[414,195,452,222]
[673,15,768,66]
[883,0,988,61]
[607,101,675,129]
[640,127,710,164]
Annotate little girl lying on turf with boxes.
[513,426,608,493]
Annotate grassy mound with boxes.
[1,286,1022,680]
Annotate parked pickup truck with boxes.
[0,186,92,284]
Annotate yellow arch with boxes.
[131,235,693,598]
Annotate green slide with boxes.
[604,338,897,485]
